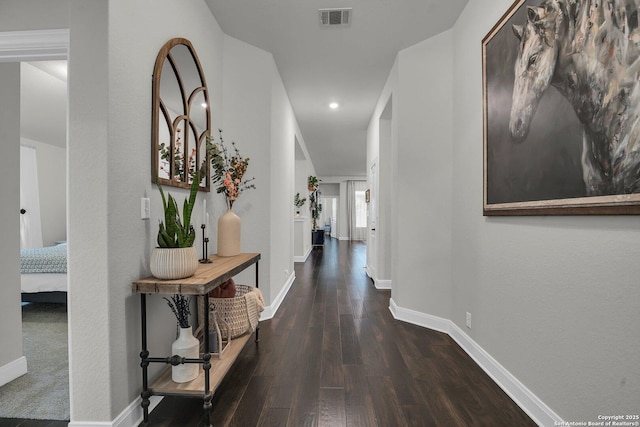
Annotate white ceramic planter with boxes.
[150,246,198,280]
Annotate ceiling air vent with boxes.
[319,8,352,26]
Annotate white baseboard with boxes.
[68,396,162,427]
[294,246,312,263]
[260,271,295,321]
[389,298,562,427]
[0,356,27,387]
[374,279,391,290]
[366,265,375,280]
[365,265,391,290]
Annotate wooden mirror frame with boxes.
[152,38,210,191]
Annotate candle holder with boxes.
[199,224,212,264]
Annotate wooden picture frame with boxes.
[482,0,640,215]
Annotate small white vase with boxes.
[171,326,199,383]
[150,246,198,280]
[217,209,241,257]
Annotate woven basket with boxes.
[199,285,261,339]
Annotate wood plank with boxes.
[320,282,344,388]
[132,253,260,295]
[367,375,409,426]
[209,338,261,427]
[286,326,323,427]
[318,388,346,427]
[413,380,468,427]
[337,288,353,315]
[257,408,290,427]
[263,314,311,408]
[228,376,273,427]
[149,334,251,396]
[343,365,378,427]
[340,314,363,365]
[401,403,437,427]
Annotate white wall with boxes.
[393,30,454,319]
[0,62,24,385]
[22,138,67,246]
[295,158,308,216]
[451,0,640,422]
[377,105,392,283]
[367,64,398,289]
[318,183,339,236]
[367,0,640,423]
[270,59,300,293]
[319,176,366,240]
[0,0,69,31]
[104,0,227,420]
[3,3,310,421]
[294,156,315,259]
[319,183,339,196]
[219,35,273,300]
[67,1,111,421]
[220,35,310,305]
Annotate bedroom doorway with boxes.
[22,58,69,421]
[0,58,70,420]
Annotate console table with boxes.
[132,252,260,426]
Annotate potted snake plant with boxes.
[150,172,200,280]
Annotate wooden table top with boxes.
[131,252,260,295]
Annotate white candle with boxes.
[205,213,210,237]
[202,199,207,224]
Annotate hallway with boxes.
[150,238,536,426]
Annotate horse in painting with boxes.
[509,0,640,196]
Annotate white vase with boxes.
[171,326,200,383]
[150,246,198,280]
[217,209,241,257]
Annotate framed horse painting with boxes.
[482,0,640,215]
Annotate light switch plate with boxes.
[141,198,150,220]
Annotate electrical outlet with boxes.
[284,269,289,278]
[466,312,472,329]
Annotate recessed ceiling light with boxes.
[329,102,339,109]
[201,102,207,108]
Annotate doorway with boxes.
[319,196,338,239]
[0,33,70,421]
[367,97,392,289]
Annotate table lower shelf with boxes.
[149,333,252,397]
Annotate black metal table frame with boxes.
[138,259,259,426]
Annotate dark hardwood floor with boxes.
[1,238,535,426]
[149,238,537,427]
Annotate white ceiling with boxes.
[205,0,468,177]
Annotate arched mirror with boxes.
[152,38,210,191]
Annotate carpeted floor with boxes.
[0,303,69,421]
